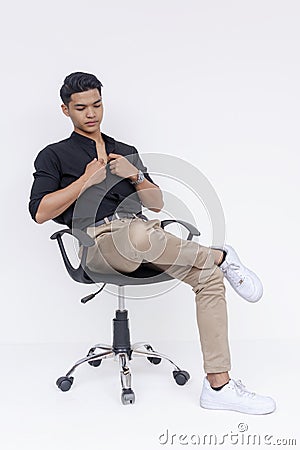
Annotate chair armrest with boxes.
[50,228,95,247]
[160,219,201,241]
[50,228,95,283]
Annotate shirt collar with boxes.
[70,131,116,153]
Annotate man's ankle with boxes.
[217,250,227,266]
[207,372,230,388]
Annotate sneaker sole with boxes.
[200,399,275,415]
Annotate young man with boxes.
[29,72,276,414]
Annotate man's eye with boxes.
[76,108,84,111]
[94,104,102,108]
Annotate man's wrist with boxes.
[130,169,145,185]
[128,170,139,183]
[77,175,91,192]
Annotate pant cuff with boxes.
[204,365,231,374]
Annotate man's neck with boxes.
[74,128,104,145]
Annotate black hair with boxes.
[60,72,103,105]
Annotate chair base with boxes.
[56,309,190,405]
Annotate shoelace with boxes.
[233,379,255,398]
[222,263,245,287]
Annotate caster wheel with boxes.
[173,370,190,386]
[147,356,162,365]
[145,345,161,365]
[56,376,74,391]
[121,388,135,405]
[88,359,102,367]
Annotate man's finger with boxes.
[108,153,121,160]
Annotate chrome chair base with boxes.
[56,340,190,405]
[56,289,191,405]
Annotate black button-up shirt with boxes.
[29,131,158,230]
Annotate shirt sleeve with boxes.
[28,146,62,222]
[131,146,160,187]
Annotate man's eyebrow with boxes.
[74,98,102,107]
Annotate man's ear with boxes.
[61,104,70,117]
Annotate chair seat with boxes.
[84,262,175,286]
[50,219,200,286]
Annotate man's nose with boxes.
[86,107,96,118]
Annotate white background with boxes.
[1,1,299,449]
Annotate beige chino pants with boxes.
[80,216,231,373]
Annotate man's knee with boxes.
[128,220,153,252]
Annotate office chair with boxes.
[50,218,200,405]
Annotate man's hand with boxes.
[82,157,107,189]
[108,153,138,181]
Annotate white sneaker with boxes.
[200,377,276,415]
[217,245,263,302]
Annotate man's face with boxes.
[61,88,103,134]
